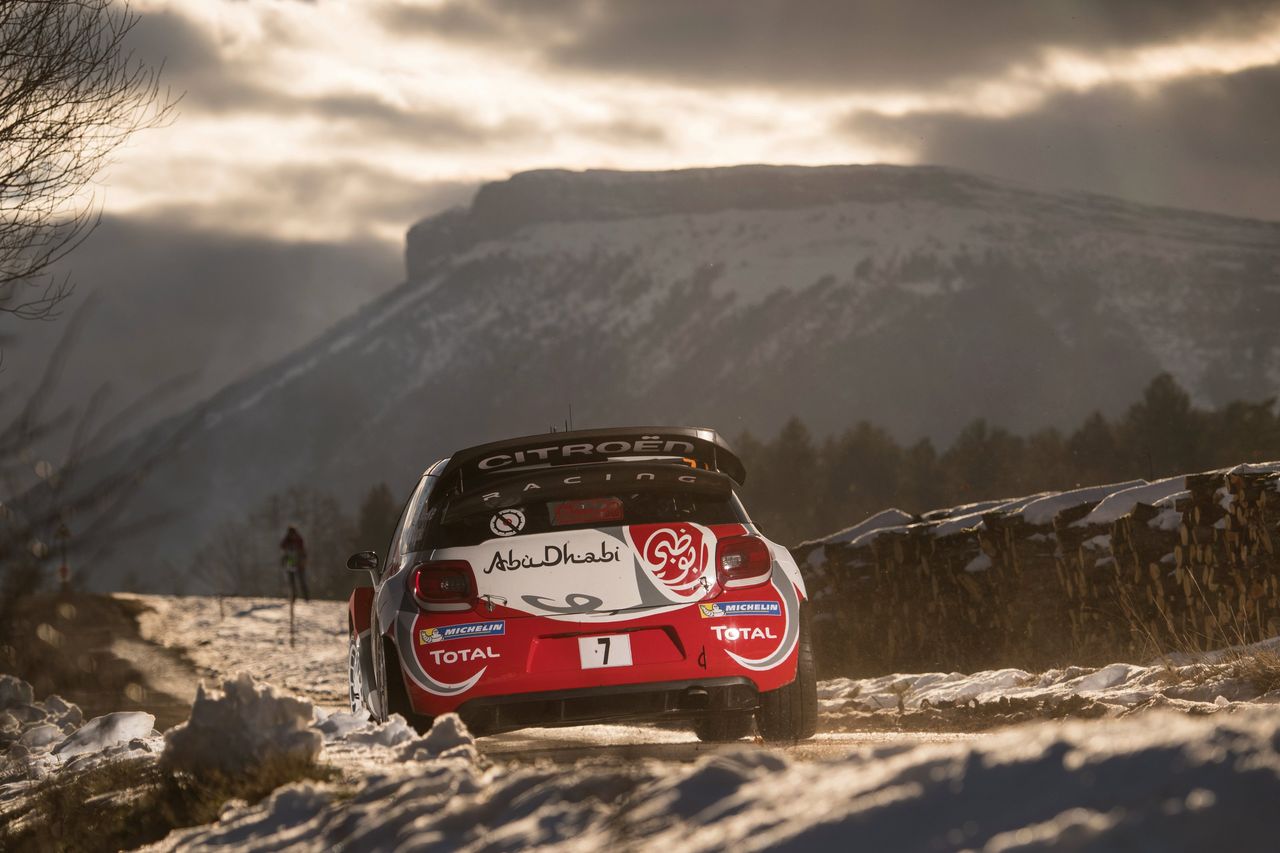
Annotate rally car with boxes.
[345,427,817,741]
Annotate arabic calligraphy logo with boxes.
[631,523,709,598]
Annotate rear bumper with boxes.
[456,677,759,735]
[392,580,805,720]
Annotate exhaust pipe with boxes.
[680,687,711,711]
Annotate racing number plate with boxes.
[578,634,633,669]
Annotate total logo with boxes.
[710,625,778,641]
[428,646,501,665]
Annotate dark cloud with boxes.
[577,117,668,146]
[380,0,1280,91]
[121,7,520,148]
[186,81,539,147]
[125,161,480,261]
[125,7,223,79]
[0,174,474,429]
[0,215,396,427]
[844,62,1280,221]
[218,161,479,233]
[302,94,541,147]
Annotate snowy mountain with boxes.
[96,164,1280,590]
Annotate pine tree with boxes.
[1118,374,1203,478]
[355,483,400,556]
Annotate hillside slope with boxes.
[97,164,1280,590]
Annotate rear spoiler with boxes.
[435,426,746,493]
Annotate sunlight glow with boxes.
[103,1,1280,241]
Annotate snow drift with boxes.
[153,709,1280,852]
[162,673,322,776]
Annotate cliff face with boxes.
[406,165,1008,278]
[99,164,1280,590]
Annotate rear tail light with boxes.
[716,535,772,589]
[410,560,476,611]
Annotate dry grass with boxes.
[0,753,336,853]
[1119,575,1280,696]
[1223,647,1280,695]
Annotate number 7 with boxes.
[597,636,611,665]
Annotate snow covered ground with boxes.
[0,675,160,784]
[158,703,1280,852]
[125,594,1280,727]
[821,643,1280,721]
[8,663,1280,851]
[126,594,350,707]
[8,595,1280,849]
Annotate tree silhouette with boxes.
[354,482,399,556]
[0,0,171,319]
[737,374,1280,544]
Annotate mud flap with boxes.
[349,587,374,633]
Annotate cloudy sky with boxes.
[108,0,1280,242]
[8,0,1280,427]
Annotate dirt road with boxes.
[114,593,980,764]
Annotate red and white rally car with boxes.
[345,427,817,741]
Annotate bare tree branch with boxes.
[0,0,173,319]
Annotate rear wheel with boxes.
[347,626,369,713]
[756,609,818,742]
[693,712,755,742]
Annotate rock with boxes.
[0,676,33,711]
[6,704,45,724]
[53,712,156,758]
[19,723,63,751]
[40,695,83,728]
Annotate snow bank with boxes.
[150,710,1280,852]
[397,713,476,762]
[811,508,916,547]
[810,477,1161,562]
[1076,476,1188,527]
[163,673,321,776]
[1019,480,1145,526]
[1225,461,1280,476]
[818,649,1278,717]
[921,497,1015,521]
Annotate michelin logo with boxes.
[419,620,505,645]
[699,601,781,619]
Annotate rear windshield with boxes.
[409,462,748,550]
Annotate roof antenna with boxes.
[568,400,574,431]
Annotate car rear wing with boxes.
[434,426,746,497]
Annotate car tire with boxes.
[347,625,371,714]
[693,712,755,742]
[756,608,818,742]
[377,630,434,735]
